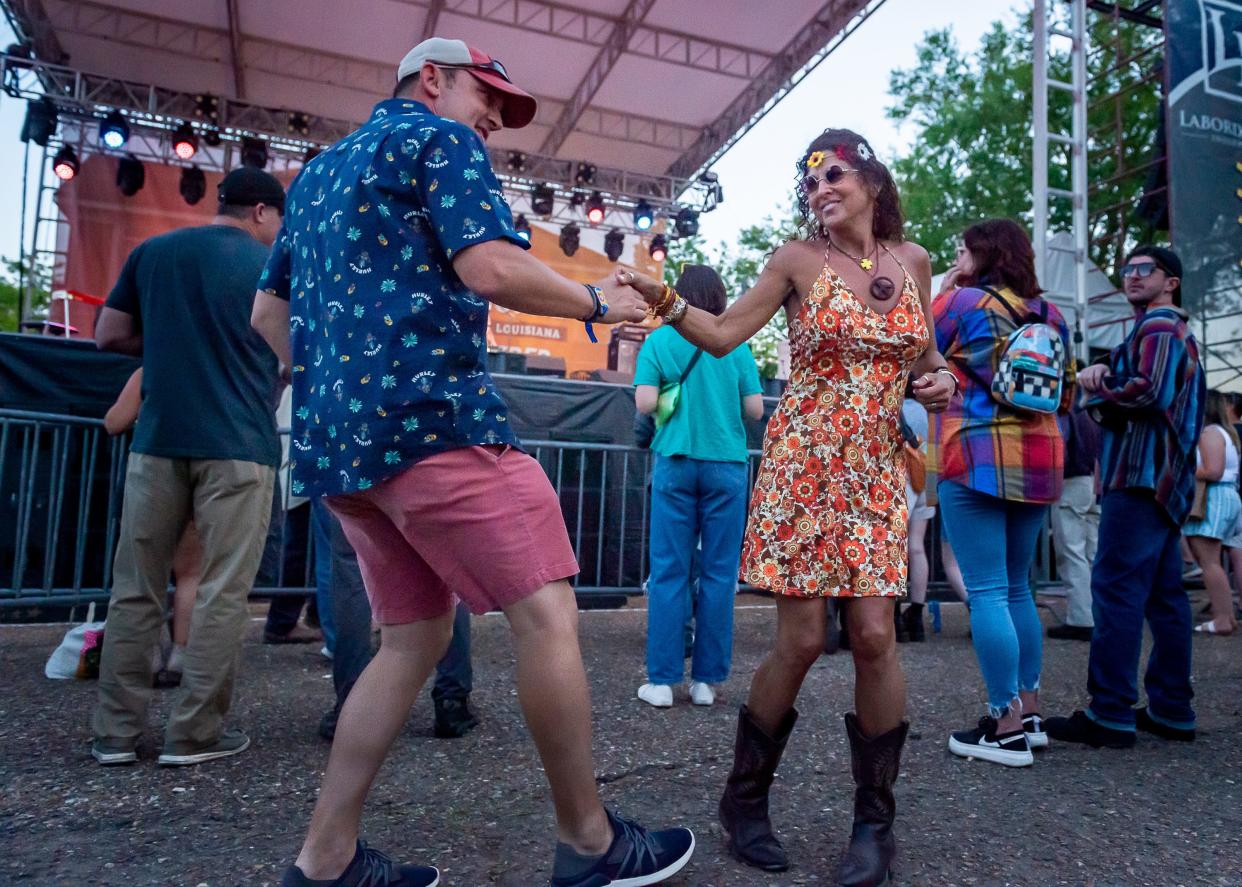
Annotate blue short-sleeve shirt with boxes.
[260,99,527,497]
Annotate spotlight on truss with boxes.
[604,228,625,263]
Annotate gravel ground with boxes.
[2,596,1240,887]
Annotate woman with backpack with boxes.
[929,219,1074,767]
[633,264,765,708]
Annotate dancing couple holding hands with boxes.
[621,129,953,886]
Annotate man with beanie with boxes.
[251,37,693,887]
[91,167,287,767]
[1047,245,1205,748]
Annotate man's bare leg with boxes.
[504,580,613,855]
[293,611,455,879]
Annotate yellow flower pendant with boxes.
[859,258,874,271]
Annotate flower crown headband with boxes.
[806,141,873,169]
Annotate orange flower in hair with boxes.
[806,150,826,169]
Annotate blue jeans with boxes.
[646,455,748,685]
[938,481,1047,717]
[1086,489,1195,731]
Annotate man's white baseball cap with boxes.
[397,38,538,129]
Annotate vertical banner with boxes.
[1166,1,1242,381]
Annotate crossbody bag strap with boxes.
[679,347,705,383]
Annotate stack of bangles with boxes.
[649,283,688,325]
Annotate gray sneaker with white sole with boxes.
[157,728,250,766]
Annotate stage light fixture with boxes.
[179,165,206,205]
[575,162,596,186]
[194,93,219,122]
[532,183,556,216]
[586,191,606,225]
[171,121,198,160]
[649,234,668,263]
[514,214,532,242]
[569,191,586,208]
[52,145,78,181]
[559,222,580,257]
[240,136,269,169]
[202,127,223,147]
[287,111,311,136]
[20,98,57,147]
[674,206,700,238]
[633,200,654,231]
[116,155,146,196]
[507,151,527,174]
[99,110,130,150]
[604,228,625,263]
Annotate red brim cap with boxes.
[465,68,538,130]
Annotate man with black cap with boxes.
[91,166,287,768]
[1046,245,1205,749]
[252,36,693,887]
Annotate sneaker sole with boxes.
[92,748,137,765]
[608,831,695,887]
[157,736,250,767]
[947,736,1033,767]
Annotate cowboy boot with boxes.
[838,712,909,887]
[718,704,798,871]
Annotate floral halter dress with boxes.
[740,248,929,598]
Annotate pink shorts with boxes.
[325,445,579,624]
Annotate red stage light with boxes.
[172,122,197,160]
[52,145,78,181]
[585,190,606,225]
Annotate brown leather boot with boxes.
[838,712,909,886]
[718,704,798,871]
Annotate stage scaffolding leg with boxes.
[1032,0,1090,365]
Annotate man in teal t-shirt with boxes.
[632,265,764,712]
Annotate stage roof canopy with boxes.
[5,0,880,188]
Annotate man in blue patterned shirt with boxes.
[253,37,694,887]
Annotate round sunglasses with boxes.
[800,165,859,196]
[1120,262,1164,279]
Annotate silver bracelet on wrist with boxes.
[664,295,688,325]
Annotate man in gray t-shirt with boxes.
[90,167,286,768]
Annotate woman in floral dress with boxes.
[621,129,954,886]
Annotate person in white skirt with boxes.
[1183,388,1241,635]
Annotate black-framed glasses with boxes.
[1120,261,1161,279]
[800,165,857,196]
[439,58,510,80]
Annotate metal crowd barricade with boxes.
[1,408,1055,611]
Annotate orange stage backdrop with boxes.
[55,157,662,373]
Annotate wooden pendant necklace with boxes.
[829,238,898,302]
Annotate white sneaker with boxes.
[637,683,674,708]
[689,681,715,706]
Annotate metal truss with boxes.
[397,0,774,79]
[666,0,883,180]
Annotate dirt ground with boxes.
[2,596,1240,887]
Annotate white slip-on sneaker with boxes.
[637,683,674,708]
[1023,713,1049,749]
[689,681,715,706]
[948,717,1034,767]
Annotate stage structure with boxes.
[2,0,887,366]
[1034,0,1242,385]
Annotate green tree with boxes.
[0,255,51,332]
[886,11,1162,276]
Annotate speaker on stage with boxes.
[608,324,649,378]
[524,355,566,377]
[486,351,527,374]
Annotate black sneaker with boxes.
[1022,713,1048,749]
[91,737,138,766]
[1044,710,1136,749]
[158,728,251,766]
[549,808,695,887]
[1135,707,1196,742]
[281,841,438,887]
[948,717,1033,767]
[433,697,479,739]
[1046,623,1093,641]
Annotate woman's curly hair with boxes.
[794,128,905,243]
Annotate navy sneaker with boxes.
[549,808,695,887]
[1044,710,1135,749]
[1135,707,1195,742]
[281,841,438,886]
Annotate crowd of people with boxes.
[80,34,1228,887]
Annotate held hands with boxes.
[613,268,666,306]
[592,274,649,324]
[911,371,955,412]
[1077,363,1108,394]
